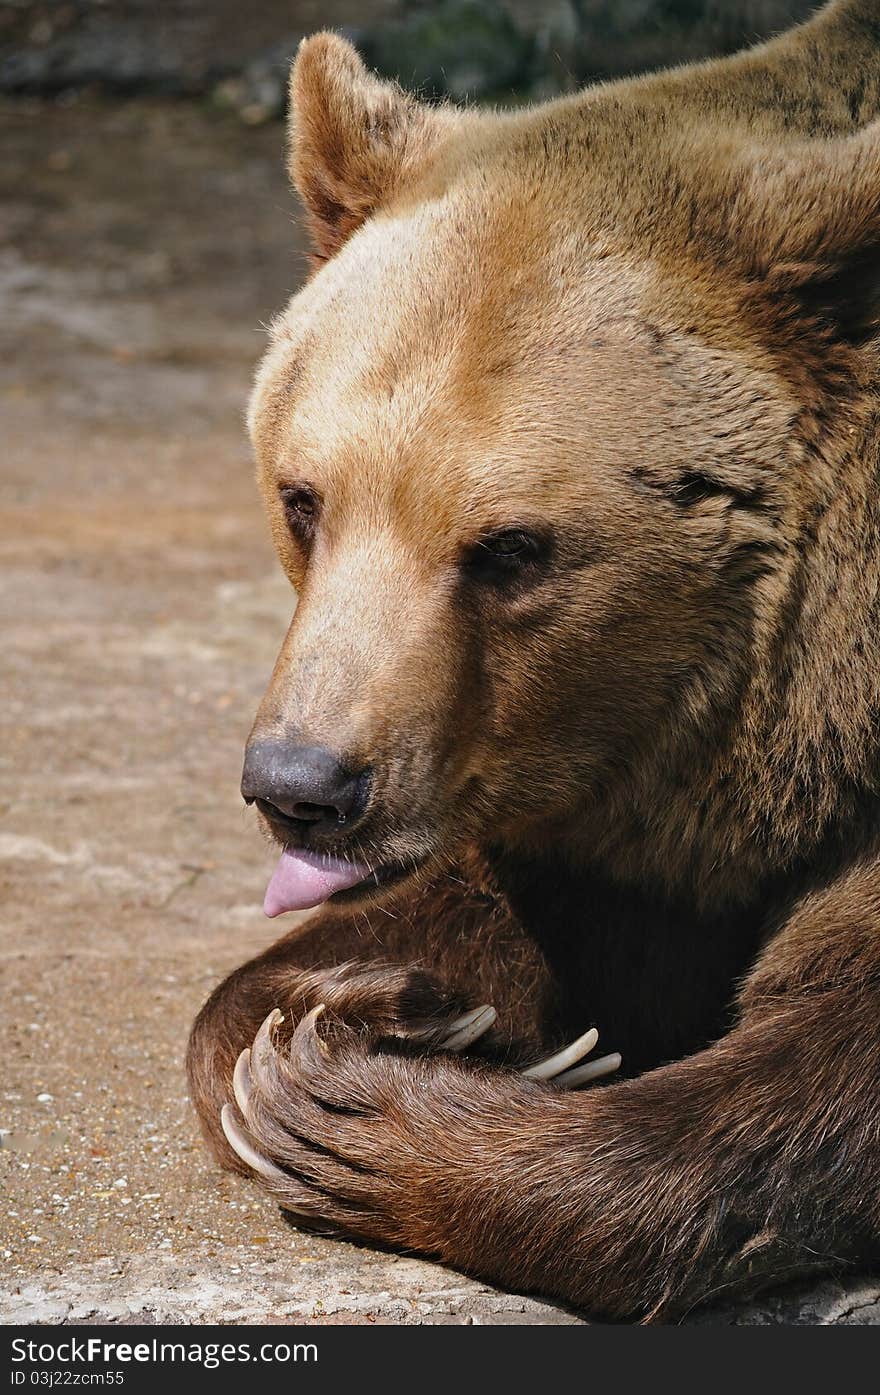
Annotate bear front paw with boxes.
[220,1000,621,1219]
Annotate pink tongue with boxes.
[263,847,371,917]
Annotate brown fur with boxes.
[187,0,880,1320]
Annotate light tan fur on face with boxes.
[248,0,880,905]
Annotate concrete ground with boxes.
[1,95,877,1327]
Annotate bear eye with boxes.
[482,530,534,557]
[280,485,320,541]
[465,526,549,582]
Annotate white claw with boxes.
[554,1052,623,1090]
[522,1027,600,1080]
[220,1103,289,1184]
[441,1004,497,1052]
[255,1007,285,1047]
[252,1007,285,1074]
[232,1047,252,1114]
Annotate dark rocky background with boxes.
[2,1,817,116]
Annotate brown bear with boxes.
[187,0,880,1321]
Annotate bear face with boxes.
[245,34,880,911]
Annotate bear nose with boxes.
[241,739,370,832]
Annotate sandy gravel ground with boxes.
[1,95,877,1326]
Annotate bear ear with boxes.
[733,123,880,348]
[289,32,445,264]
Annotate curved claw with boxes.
[256,1007,285,1042]
[251,1005,285,1071]
[554,1051,622,1090]
[289,1002,328,1059]
[232,1047,252,1114]
[522,1026,599,1080]
[277,1003,331,1086]
[220,1103,289,1185]
[441,1004,497,1052]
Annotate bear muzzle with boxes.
[240,736,389,914]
